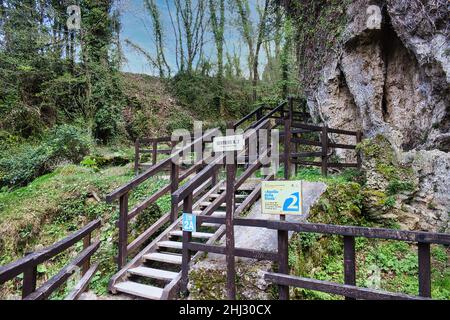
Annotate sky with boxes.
[117,0,266,76]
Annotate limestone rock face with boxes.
[298,0,449,231]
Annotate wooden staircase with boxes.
[108,181,258,300]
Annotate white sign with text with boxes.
[213,135,245,152]
[262,181,303,215]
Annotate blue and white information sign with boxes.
[261,181,303,215]
[182,213,196,233]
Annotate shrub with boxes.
[0,125,91,188]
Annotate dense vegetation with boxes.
[288,168,450,300]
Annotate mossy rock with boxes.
[308,182,364,226]
[361,189,393,221]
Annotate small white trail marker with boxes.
[213,135,245,152]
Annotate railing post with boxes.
[211,165,218,187]
[288,96,294,122]
[256,107,262,121]
[134,140,140,176]
[343,236,356,300]
[284,117,292,180]
[321,125,329,177]
[294,133,299,175]
[82,232,92,276]
[181,193,193,295]
[356,131,363,170]
[22,253,37,299]
[418,242,431,298]
[170,160,180,222]
[225,130,237,300]
[118,193,129,270]
[278,215,289,300]
[152,141,158,165]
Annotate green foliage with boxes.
[289,225,450,300]
[294,167,363,185]
[387,180,415,196]
[80,156,100,171]
[0,125,91,188]
[0,0,124,143]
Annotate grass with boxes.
[289,233,450,300]
[0,158,173,299]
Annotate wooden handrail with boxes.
[245,101,286,132]
[23,241,101,300]
[172,119,272,203]
[194,217,450,245]
[107,128,220,202]
[0,219,101,284]
[233,104,266,129]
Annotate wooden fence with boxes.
[0,219,101,300]
[281,120,363,178]
[181,214,450,300]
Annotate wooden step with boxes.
[143,252,182,265]
[201,223,221,228]
[114,281,163,300]
[211,212,226,217]
[169,230,214,240]
[200,202,239,208]
[128,267,178,281]
[157,241,182,250]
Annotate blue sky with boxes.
[118,0,265,76]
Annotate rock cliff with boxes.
[284,0,449,231]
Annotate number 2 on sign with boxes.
[283,192,300,212]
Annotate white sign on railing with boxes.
[213,135,245,152]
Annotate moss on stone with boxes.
[308,181,366,226]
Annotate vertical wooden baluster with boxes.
[225,140,237,300]
[134,140,140,176]
[284,117,291,180]
[294,133,299,175]
[181,193,193,295]
[356,131,363,170]
[343,236,356,300]
[288,96,294,122]
[118,193,129,270]
[211,165,218,187]
[170,160,180,222]
[321,125,328,177]
[152,141,158,165]
[22,253,37,299]
[418,242,431,298]
[278,215,289,300]
[82,232,92,276]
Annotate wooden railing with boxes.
[106,129,220,269]
[281,119,363,178]
[181,215,450,300]
[0,219,101,300]
[134,134,196,175]
[233,97,310,132]
[173,116,280,296]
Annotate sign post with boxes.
[213,127,244,300]
[262,180,304,300]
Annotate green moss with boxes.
[308,182,367,226]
